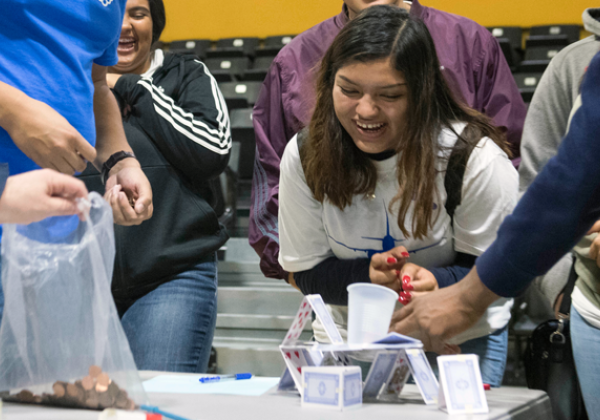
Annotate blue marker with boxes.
[199,373,252,383]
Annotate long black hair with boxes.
[148,0,166,45]
[303,5,510,239]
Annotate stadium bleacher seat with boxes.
[529,25,580,45]
[205,57,251,79]
[242,69,268,82]
[206,49,246,59]
[218,81,262,110]
[489,26,522,50]
[256,35,295,56]
[488,26,523,71]
[513,72,543,103]
[518,45,564,73]
[240,56,275,82]
[253,56,276,71]
[168,39,212,59]
[526,35,570,48]
[229,108,255,181]
[212,37,260,58]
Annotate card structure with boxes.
[383,350,410,396]
[282,298,313,345]
[305,295,344,344]
[437,354,489,415]
[281,346,322,395]
[406,349,439,405]
[279,294,423,400]
[282,295,343,346]
[362,351,399,399]
[277,367,296,392]
[302,366,362,410]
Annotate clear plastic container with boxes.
[347,284,399,344]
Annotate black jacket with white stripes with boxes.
[80,52,231,301]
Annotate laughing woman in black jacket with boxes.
[81,0,231,372]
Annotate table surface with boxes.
[1,371,552,420]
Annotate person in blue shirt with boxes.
[0,165,89,225]
[0,0,154,324]
[0,0,152,225]
[391,51,600,356]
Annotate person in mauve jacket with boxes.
[249,0,526,283]
[80,0,231,373]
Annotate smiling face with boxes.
[344,0,401,20]
[333,58,408,154]
[111,0,153,75]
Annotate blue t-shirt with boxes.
[0,0,125,241]
[0,0,126,175]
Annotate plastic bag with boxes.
[0,192,147,410]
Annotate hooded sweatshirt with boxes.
[80,51,231,300]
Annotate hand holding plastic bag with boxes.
[0,192,146,409]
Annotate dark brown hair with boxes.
[301,5,510,239]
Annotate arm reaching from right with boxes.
[390,266,499,354]
[0,168,89,224]
[0,81,97,174]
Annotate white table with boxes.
[1,371,552,420]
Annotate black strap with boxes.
[296,127,475,220]
[559,255,578,316]
[444,137,476,219]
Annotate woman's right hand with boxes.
[369,246,410,293]
[398,263,439,305]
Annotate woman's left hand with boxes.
[398,263,439,304]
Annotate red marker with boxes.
[483,383,491,391]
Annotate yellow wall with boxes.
[161,0,596,42]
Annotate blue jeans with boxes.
[115,256,219,373]
[425,326,508,387]
[571,305,600,420]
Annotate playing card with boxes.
[363,351,398,399]
[277,367,297,392]
[331,352,352,366]
[303,371,341,406]
[281,346,307,393]
[438,355,488,414]
[282,298,313,345]
[302,348,325,367]
[343,371,363,406]
[406,349,439,405]
[384,350,410,395]
[306,295,344,344]
[302,366,362,410]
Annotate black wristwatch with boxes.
[101,151,137,185]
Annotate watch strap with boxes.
[101,151,136,185]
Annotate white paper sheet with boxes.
[143,375,280,396]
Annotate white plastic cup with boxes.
[347,283,399,344]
